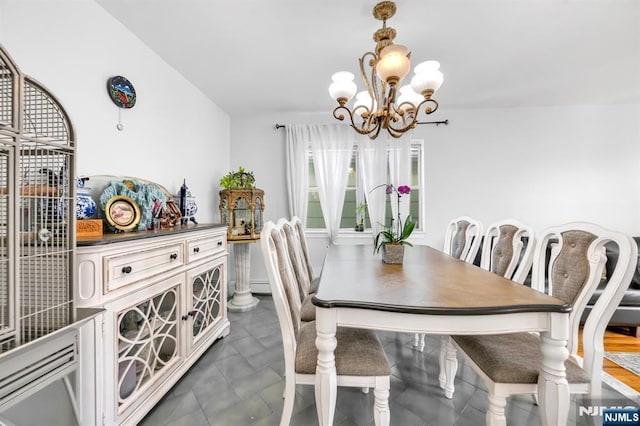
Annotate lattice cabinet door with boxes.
[108,276,183,418]
[185,258,226,352]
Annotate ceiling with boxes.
[96,0,640,118]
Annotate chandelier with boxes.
[328,1,444,139]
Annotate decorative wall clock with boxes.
[107,76,136,109]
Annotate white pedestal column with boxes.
[227,241,259,312]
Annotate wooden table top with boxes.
[312,244,571,315]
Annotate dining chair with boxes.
[291,215,320,293]
[278,217,316,322]
[441,222,638,425]
[438,218,536,397]
[479,219,536,284]
[444,216,484,263]
[414,216,484,352]
[261,221,391,426]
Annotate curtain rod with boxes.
[275,120,448,130]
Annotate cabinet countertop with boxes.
[76,223,226,247]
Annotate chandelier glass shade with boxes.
[328,1,443,139]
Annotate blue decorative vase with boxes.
[76,179,97,219]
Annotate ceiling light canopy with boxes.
[329,1,443,139]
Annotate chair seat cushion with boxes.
[301,295,315,322]
[296,321,390,376]
[453,333,591,384]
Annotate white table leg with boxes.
[315,308,338,426]
[537,327,570,426]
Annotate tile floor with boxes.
[140,295,636,426]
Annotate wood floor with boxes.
[598,326,640,392]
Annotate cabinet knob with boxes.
[170,253,178,260]
[217,241,223,246]
[122,266,132,274]
[193,247,200,253]
[181,310,197,321]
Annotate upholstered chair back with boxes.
[261,221,302,341]
[480,219,535,284]
[291,216,314,280]
[532,223,638,384]
[444,216,483,263]
[278,218,312,301]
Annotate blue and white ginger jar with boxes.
[76,179,97,219]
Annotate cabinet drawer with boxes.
[187,233,226,264]
[105,243,184,292]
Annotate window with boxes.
[306,141,424,232]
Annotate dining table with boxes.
[311,244,572,426]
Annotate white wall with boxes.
[231,103,640,286]
[0,1,231,423]
[0,0,230,224]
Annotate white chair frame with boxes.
[479,219,536,285]
[438,218,536,397]
[261,221,390,426]
[443,216,484,263]
[440,222,638,426]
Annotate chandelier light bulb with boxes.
[396,85,423,112]
[329,71,358,104]
[410,60,444,97]
[376,44,411,85]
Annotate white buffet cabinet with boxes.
[75,224,230,425]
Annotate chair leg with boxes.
[280,375,296,426]
[438,336,458,399]
[373,381,390,426]
[413,333,426,352]
[486,394,507,426]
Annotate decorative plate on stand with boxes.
[105,195,140,232]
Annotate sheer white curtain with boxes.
[285,125,309,222]
[309,124,353,242]
[388,136,413,230]
[358,140,388,237]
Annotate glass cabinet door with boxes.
[116,286,179,409]
[187,261,224,348]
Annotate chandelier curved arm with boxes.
[332,104,382,138]
[359,51,379,110]
[384,97,441,137]
[418,97,439,115]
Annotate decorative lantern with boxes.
[218,167,265,241]
[219,187,265,241]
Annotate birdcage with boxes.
[0,43,75,354]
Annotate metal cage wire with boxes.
[0,44,75,353]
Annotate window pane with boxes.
[340,189,357,228]
[411,144,422,230]
[308,156,317,187]
[307,190,325,228]
[410,188,420,228]
[340,151,358,228]
[411,148,420,186]
[346,152,357,187]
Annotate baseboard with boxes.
[228,280,271,297]
[250,281,271,294]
